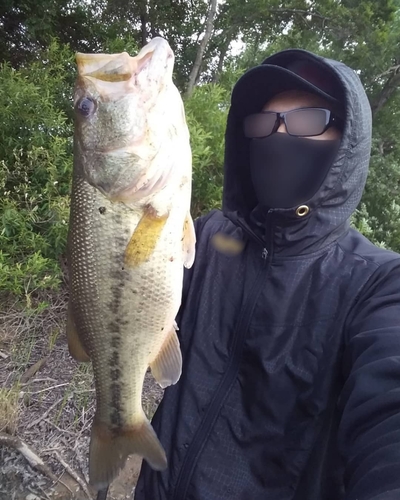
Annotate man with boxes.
[135,49,400,500]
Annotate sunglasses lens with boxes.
[286,109,328,136]
[243,113,277,138]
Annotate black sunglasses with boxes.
[243,107,343,139]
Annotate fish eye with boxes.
[76,97,96,117]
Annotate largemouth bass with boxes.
[66,37,195,491]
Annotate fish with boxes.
[66,37,195,491]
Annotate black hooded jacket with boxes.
[135,49,400,500]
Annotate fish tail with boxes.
[89,414,167,491]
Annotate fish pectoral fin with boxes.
[183,212,196,269]
[66,301,90,362]
[150,326,182,388]
[89,415,167,491]
[124,206,168,268]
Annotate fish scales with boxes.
[66,37,195,491]
[69,171,185,422]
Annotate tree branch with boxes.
[375,64,400,80]
[226,7,333,34]
[53,451,92,499]
[268,8,331,22]
[212,41,230,83]
[372,67,400,117]
[185,0,218,98]
[139,0,148,47]
[0,432,59,484]
[211,26,238,83]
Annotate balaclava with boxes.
[249,132,340,209]
[236,57,345,211]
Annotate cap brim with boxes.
[231,64,341,118]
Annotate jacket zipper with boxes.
[234,208,274,258]
[235,217,266,251]
[172,213,274,500]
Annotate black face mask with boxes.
[249,133,340,210]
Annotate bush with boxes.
[184,84,229,217]
[0,41,74,297]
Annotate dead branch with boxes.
[53,450,93,499]
[37,483,52,500]
[28,383,69,396]
[26,397,64,430]
[44,419,76,436]
[21,377,58,386]
[20,357,48,384]
[0,431,59,484]
[27,484,49,500]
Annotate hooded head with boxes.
[222,49,372,255]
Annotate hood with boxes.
[222,49,372,256]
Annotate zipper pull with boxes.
[262,248,268,259]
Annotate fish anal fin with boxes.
[183,213,196,269]
[89,416,167,491]
[150,326,182,388]
[67,301,90,362]
[124,207,168,268]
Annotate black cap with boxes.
[231,52,345,119]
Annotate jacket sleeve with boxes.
[338,258,400,500]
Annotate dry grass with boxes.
[0,386,19,434]
[0,289,164,499]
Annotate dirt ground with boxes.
[0,291,164,500]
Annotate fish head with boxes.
[74,37,184,202]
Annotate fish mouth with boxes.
[75,38,173,93]
[76,52,139,83]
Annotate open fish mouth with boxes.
[75,38,173,95]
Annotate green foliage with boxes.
[184,84,230,216]
[350,203,387,248]
[0,0,98,67]
[1,0,400,298]
[0,40,73,297]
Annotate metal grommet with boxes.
[296,205,310,217]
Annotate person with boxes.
[135,48,400,500]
